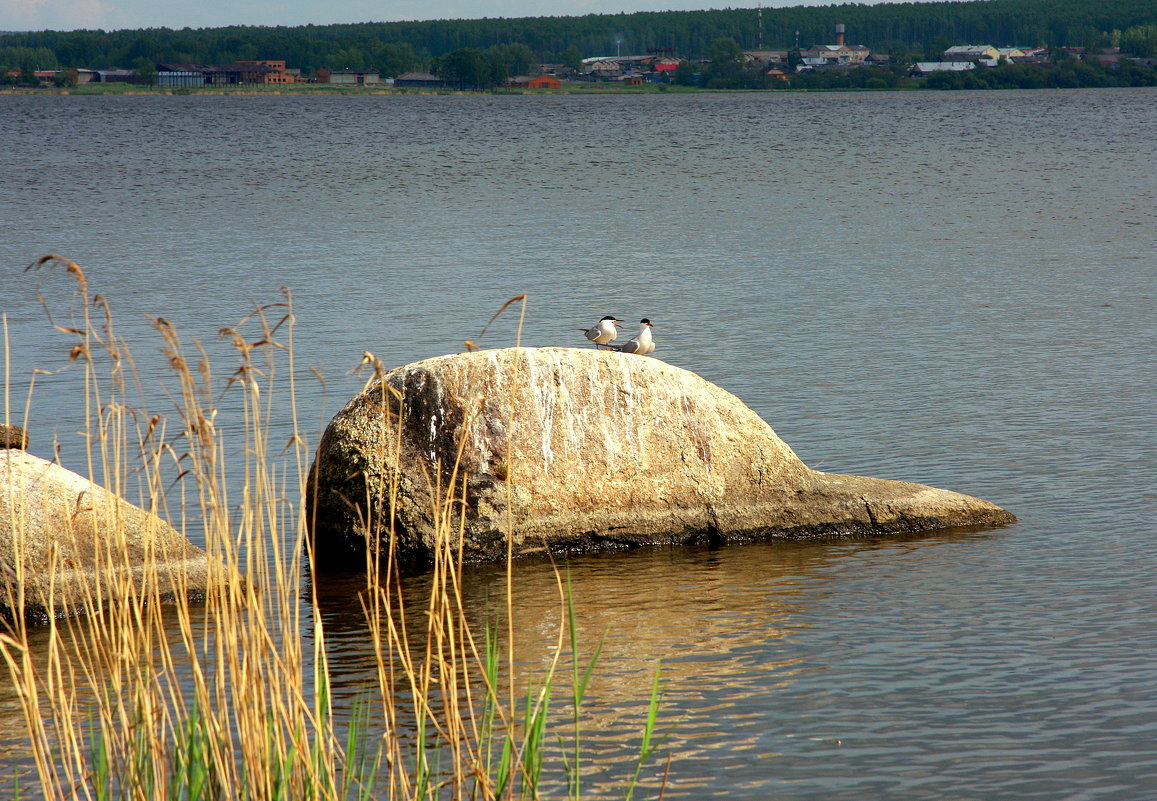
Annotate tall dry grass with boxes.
[0,257,665,800]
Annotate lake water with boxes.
[1,88,1156,799]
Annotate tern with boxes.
[580,315,621,349]
[613,319,655,355]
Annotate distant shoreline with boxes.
[3,81,1155,97]
[2,83,698,96]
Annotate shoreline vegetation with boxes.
[3,1,1154,95]
[1,258,666,800]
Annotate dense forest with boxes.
[1,0,1154,78]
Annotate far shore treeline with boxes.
[1,0,1155,92]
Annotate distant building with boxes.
[156,61,295,85]
[745,50,789,67]
[95,69,144,84]
[393,72,445,89]
[237,60,296,84]
[31,69,96,85]
[582,58,623,78]
[157,70,204,87]
[802,23,870,65]
[504,74,562,88]
[1013,48,1050,64]
[317,68,380,85]
[1085,48,1124,67]
[798,58,830,70]
[802,44,870,65]
[912,61,977,75]
[943,45,1001,61]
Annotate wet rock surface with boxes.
[307,347,1015,570]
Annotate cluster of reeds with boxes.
[0,257,665,800]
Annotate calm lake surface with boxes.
[2,89,1156,799]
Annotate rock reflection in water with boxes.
[312,534,980,797]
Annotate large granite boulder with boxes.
[307,347,1014,569]
[0,449,211,624]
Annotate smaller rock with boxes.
[0,424,28,450]
[0,449,212,624]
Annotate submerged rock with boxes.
[0,449,211,624]
[307,347,1014,569]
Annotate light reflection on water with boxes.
[309,523,1143,800]
[1,88,1155,798]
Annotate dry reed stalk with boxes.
[1,259,352,800]
[2,264,664,801]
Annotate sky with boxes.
[2,0,848,33]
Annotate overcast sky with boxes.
[3,0,859,33]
